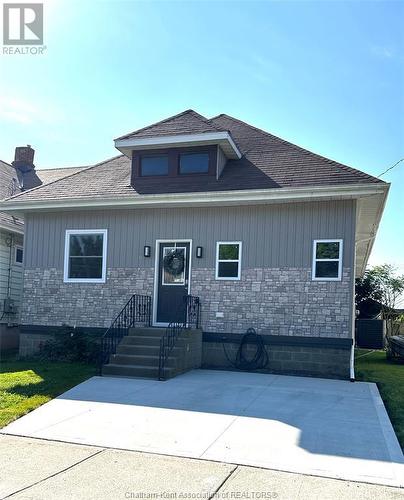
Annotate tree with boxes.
[356,265,404,337]
[355,269,383,317]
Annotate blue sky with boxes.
[1,0,403,273]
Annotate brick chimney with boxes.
[12,145,35,173]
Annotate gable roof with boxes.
[0,160,24,232]
[0,160,17,200]
[0,161,88,231]
[115,109,226,140]
[2,110,385,205]
[36,165,88,184]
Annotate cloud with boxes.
[371,45,395,59]
[224,52,283,85]
[0,95,63,125]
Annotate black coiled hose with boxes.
[223,328,269,371]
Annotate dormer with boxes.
[114,110,241,188]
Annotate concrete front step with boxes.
[110,353,177,367]
[128,327,166,336]
[128,327,195,337]
[120,335,190,347]
[120,336,162,346]
[103,327,202,380]
[102,363,173,379]
[116,344,181,356]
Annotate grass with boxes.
[0,355,95,428]
[355,349,404,449]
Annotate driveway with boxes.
[2,370,403,488]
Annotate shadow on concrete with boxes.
[58,370,404,464]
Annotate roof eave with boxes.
[114,131,242,160]
[0,220,24,234]
[0,183,388,213]
[355,184,390,277]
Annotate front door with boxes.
[156,241,190,324]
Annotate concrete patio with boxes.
[2,370,403,488]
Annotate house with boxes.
[0,147,86,351]
[1,110,389,379]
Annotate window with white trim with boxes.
[64,229,107,283]
[15,245,23,265]
[215,242,242,280]
[312,239,343,281]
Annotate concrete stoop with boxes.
[102,327,202,380]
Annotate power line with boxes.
[377,158,404,178]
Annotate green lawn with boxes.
[0,356,95,428]
[355,349,404,450]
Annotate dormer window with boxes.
[132,146,218,183]
[141,154,169,176]
[116,112,242,189]
[179,152,209,174]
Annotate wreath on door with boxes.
[163,249,185,276]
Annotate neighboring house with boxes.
[0,147,86,350]
[1,110,389,379]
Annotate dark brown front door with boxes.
[156,241,190,324]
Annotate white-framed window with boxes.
[64,229,108,283]
[312,239,343,281]
[215,241,242,280]
[15,245,23,265]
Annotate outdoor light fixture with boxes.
[196,246,203,258]
[144,245,151,257]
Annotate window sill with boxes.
[63,278,106,284]
[312,277,342,282]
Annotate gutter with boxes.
[0,183,389,213]
[358,184,390,276]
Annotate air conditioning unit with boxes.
[3,298,16,314]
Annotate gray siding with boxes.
[25,200,355,271]
[0,230,23,322]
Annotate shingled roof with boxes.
[3,110,384,204]
[115,109,227,140]
[0,160,87,229]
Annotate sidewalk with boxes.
[1,435,403,500]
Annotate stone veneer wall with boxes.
[21,266,352,338]
[191,267,352,338]
[22,268,155,328]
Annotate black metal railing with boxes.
[100,294,151,371]
[158,295,200,380]
[185,294,200,329]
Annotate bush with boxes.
[39,325,101,364]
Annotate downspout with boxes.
[350,250,356,381]
[0,234,13,322]
[350,204,357,382]
[6,233,13,299]
[350,342,355,382]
